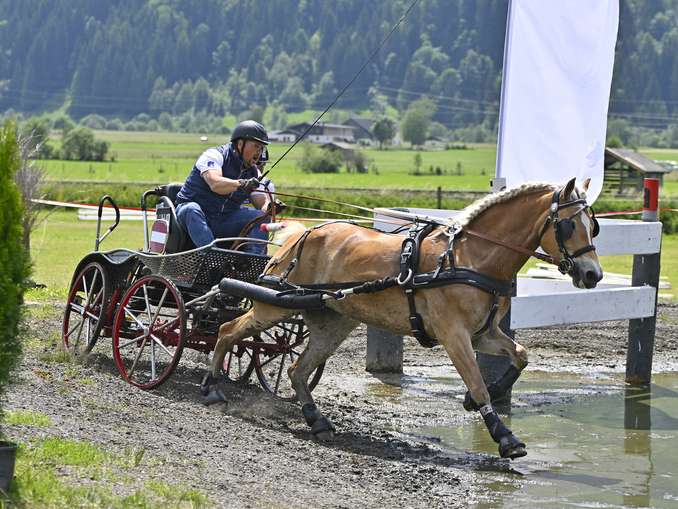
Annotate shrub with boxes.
[0,120,30,406]
[61,126,109,161]
[298,144,342,173]
[105,118,124,131]
[80,114,106,130]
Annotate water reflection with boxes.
[623,384,653,508]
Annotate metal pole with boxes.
[626,177,661,385]
[494,0,515,180]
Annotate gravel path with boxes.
[4,302,678,508]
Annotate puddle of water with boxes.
[409,371,678,508]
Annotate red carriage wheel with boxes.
[253,317,325,401]
[62,261,110,356]
[112,275,186,389]
[222,343,254,383]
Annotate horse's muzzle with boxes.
[572,260,603,289]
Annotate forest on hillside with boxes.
[1,0,677,143]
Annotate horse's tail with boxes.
[271,220,307,249]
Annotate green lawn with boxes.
[40,131,678,195]
[27,209,678,302]
[41,130,496,189]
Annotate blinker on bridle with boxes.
[540,188,600,274]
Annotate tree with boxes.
[0,120,30,412]
[61,126,109,161]
[298,144,342,173]
[401,98,436,147]
[372,117,396,149]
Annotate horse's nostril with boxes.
[585,270,602,284]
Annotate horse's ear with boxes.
[582,178,591,192]
[560,177,576,201]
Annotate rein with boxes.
[463,228,555,264]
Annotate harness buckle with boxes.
[558,257,574,275]
[397,269,413,286]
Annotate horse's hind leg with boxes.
[463,329,528,411]
[290,309,358,441]
[435,324,527,460]
[202,304,293,404]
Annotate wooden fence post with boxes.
[626,177,662,385]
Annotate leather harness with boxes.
[261,185,597,349]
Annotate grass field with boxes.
[39,130,678,194]
[27,210,678,302]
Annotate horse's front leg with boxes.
[463,326,528,411]
[289,309,358,441]
[435,322,527,460]
[202,304,292,405]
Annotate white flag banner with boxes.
[496,0,619,203]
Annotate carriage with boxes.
[61,184,324,399]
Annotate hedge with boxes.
[0,121,30,402]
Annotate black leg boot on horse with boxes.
[479,403,526,459]
[201,371,227,405]
[290,310,358,441]
[463,365,522,411]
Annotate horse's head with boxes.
[539,178,603,289]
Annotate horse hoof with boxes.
[203,386,227,406]
[463,391,480,412]
[313,430,335,442]
[499,435,527,460]
[310,417,336,441]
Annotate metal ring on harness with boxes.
[397,268,413,286]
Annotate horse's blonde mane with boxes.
[453,182,558,227]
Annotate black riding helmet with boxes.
[230,120,269,145]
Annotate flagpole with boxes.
[494,0,515,186]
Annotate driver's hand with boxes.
[266,199,286,215]
[238,177,260,194]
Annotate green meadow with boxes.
[40,130,678,194]
[26,210,678,302]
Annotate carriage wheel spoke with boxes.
[69,301,85,315]
[65,315,85,340]
[149,334,175,358]
[273,353,286,393]
[85,310,100,321]
[128,337,149,377]
[150,338,157,380]
[142,284,152,324]
[123,306,148,329]
[149,288,169,327]
[118,333,147,349]
[152,316,180,334]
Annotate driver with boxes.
[175,120,274,254]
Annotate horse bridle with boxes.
[463,185,599,274]
[539,188,600,274]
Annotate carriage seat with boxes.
[152,184,195,254]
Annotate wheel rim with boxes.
[63,262,108,355]
[113,275,186,389]
[222,344,254,383]
[254,318,324,401]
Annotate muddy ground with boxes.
[4,302,678,508]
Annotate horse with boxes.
[203,177,603,459]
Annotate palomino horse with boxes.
[204,178,602,459]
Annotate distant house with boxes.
[604,147,674,195]
[321,141,356,159]
[342,117,375,142]
[286,122,355,143]
[269,129,297,143]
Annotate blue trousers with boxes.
[176,202,270,254]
